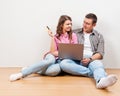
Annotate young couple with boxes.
[9,13,117,89]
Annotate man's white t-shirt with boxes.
[83,32,93,58]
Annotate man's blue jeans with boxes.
[60,59,107,82]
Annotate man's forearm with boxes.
[91,53,103,61]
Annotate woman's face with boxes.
[62,20,72,33]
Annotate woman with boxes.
[9,15,78,81]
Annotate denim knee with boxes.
[45,64,61,76]
[60,59,70,70]
[88,60,104,71]
[45,53,56,64]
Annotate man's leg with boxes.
[88,60,117,89]
[60,59,90,76]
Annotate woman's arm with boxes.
[43,28,56,59]
[43,37,58,59]
[47,28,58,57]
[50,37,58,57]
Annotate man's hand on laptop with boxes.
[81,58,91,66]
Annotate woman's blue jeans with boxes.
[21,54,61,77]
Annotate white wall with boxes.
[0,0,120,68]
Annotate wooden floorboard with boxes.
[0,67,120,96]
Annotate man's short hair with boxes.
[85,13,97,24]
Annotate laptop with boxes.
[58,43,84,60]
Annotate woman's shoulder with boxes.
[72,32,77,37]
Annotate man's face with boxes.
[83,18,96,33]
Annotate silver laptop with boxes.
[58,43,84,60]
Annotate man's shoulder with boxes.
[93,29,104,39]
[93,29,103,36]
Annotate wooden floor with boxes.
[0,68,120,96]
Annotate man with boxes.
[60,13,117,89]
